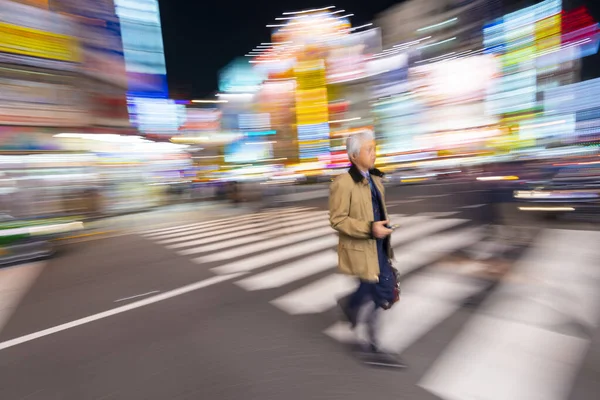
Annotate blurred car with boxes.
[0,214,84,266]
[513,165,600,217]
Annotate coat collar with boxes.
[348,163,384,184]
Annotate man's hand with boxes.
[372,220,393,239]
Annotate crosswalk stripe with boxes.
[175,217,329,255]
[236,252,338,291]
[142,207,312,236]
[156,211,327,245]
[271,274,358,315]
[0,262,45,334]
[203,213,408,267]
[150,209,326,241]
[166,212,329,250]
[187,222,333,258]
[394,226,482,276]
[418,229,600,400]
[418,212,460,218]
[268,226,481,316]
[197,213,403,262]
[209,234,339,275]
[389,217,467,249]
[324,264,487,352]
[235,216,465,291]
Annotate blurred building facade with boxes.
[377,0,502,65]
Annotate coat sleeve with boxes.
[329,177,373,239]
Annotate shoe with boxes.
[358,346,407,369]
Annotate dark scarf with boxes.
[348,163,385,183]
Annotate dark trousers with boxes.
[347,261,394,348]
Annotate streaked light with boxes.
[329,117,362,124]
[282,6,335,15]
[216,93,255,100]
[415,52,456,64]
[519,207,575,212]
[514,191,552,199]
[417,18,458,32]
[418,37,456,49]
[351,23,373,31]
[191,99,228,104]
[476,176,519,181]
[393,36,432,48]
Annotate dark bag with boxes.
[381,266,401,310]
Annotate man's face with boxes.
[355,140,376,170]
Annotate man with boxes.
[329,130,404,368]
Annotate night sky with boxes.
[158,0,600,99]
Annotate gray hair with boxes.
[346,130,375,159]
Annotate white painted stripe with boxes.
[392,199,422,204]
[0,262,45,334]
[183,214,406,262]
[419,229,600,400]
[235,216,462,291]
[142,207,311,235]
[422,317,590,400]
[325,267,486,349]
[460,203,486,209]
[157,211,327,245]
[147,208,318,239]
[378,268,486,353]
[271,274,358,315]
[150,209,325,241]
[412,194,451,199]
[389,217,467,249]
[270,225,480,317]
[194,221,334,263]
[167,213,329,250]
[236,252,338,291]
[417,212,459,217]
[173,220,329,259]
[394,227,482,276]
[0,272,245,352]
[114,290,160,303]
[205,213,409,268]
[142,212,269,235]
[209,234,339,275]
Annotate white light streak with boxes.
[282,6,335,15]
[519,207,575,212]
[393,36,431,48]
[191,100,228,104]
[329,117,362,124]
[417,18,458,32]
[351,23,373,31]
[418,37,456,49]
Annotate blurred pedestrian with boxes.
[329,131,404,368]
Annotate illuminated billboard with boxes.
[225,140,273,163]
[130,98,185,134]
[219,58,266,93]
[1,0,80,66]
[114,0,168,98]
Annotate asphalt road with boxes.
[0,181,599,400]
